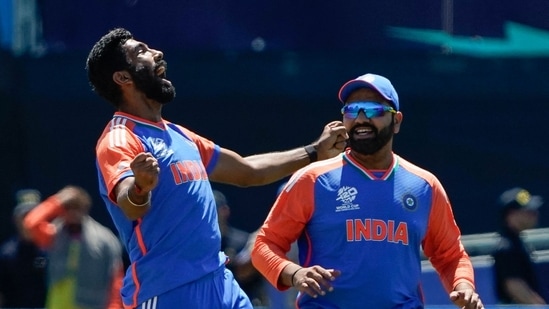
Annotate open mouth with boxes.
[353,126,375,139]
[155,66,166,79]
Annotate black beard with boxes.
[348,119,394,155]
[130,61,176,104]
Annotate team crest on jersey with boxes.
[402,193,418,211]
[148,137,174,159]
[335,186,360,212]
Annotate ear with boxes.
[113,71,131,85]
[393,112,403,134]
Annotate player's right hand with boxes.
[130,152,159,193]
[449,283,484,309]
[293,265,341,298]
[316,121,348,160]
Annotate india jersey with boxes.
[253,150,474,309]
[95,112,225,308]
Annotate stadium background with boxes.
[1,0,549,306]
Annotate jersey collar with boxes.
[114,111,167,130]
[343,150,399,181]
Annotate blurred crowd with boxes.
[0,185,299,309]
[0,186,123,309]
[0,185,547,308]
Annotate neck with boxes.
[120,91,163,122]
[348,147,394,170]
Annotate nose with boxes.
[152,49,163,61]
[355,109,372,122]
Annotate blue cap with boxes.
[338,73,400,110]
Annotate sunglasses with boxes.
[341,102,396,119]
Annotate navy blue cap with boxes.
[499,187,543,213]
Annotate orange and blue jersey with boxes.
[252,150,474,309]
[95,112,225,308]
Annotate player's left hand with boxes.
[449,283,484,309]
[315,121,348,160]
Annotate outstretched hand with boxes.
[315,121,348,160]
[449,283,484,309]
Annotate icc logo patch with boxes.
[402,194,418,211]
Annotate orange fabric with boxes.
[252,156,475,293]
[106,262,124,309]
[172,123,217,167]
[420,176,474,292]
[400,159,475,292]
[95,113,216,206]
[95,113,145,204]
[23,195,65,249]
[23,195,124,309]
[252,160,340,291]
[130,263,141,308]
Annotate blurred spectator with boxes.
[215,190,249,266]
[23,185,124,309]
[232,230,269,308]
[239,230,298,309]
[0,189,47,308]
[231,182,299,309]
[492,187,547,304]
[214,189,268,306]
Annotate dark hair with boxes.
[86,28,134,107]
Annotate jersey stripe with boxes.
[302,231,313,266]
[109,117,128,148]
[135,219,147,255]
[131,262,141,308]
[141,296,157,309]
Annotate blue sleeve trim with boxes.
[206,144,221,174]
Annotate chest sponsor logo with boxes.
[147,137,174,159]
[170,160,208,184]
[346,219,409,245]
[335,186,360,212]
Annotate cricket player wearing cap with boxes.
[252,73,484,309]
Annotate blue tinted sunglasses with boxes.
[341,102,396,119]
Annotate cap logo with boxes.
[515,189,531,207]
